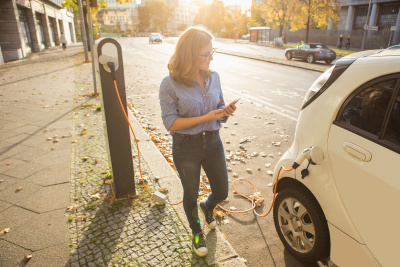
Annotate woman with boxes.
[159,26,236,257]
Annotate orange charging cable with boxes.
[112,79,293,212]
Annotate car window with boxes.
[302,45,310,49]
[384,91,400,145]
[338,79,396,136]
[310,44,316,48]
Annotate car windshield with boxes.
[152,33,161,37]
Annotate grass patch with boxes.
[96,106,102,111]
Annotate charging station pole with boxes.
[94,38,136,198]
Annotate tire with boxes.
[273,187,330,263]
[324,59,332,64]
[285,51,292,60]
[306,54,315,63]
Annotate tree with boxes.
[261,0,340,43]
[261,0,294,38]
[251,4,265,26]
[138,0,174,33]
[193,0,233,36]
[291,0,340,43]
[62,0,107,49]
[177,23,188,32]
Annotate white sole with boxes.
[193,243,207,257]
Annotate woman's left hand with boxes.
[223,103,236,116]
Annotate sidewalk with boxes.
[0,45,245,266]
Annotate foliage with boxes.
[261,0,294,37]
[260,0,340,42]
[251,4,266,26]
[138,0,175,33]
[193,0,234,36]
[177,23,188,32]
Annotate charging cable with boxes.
[107,62,294,214]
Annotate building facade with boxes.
[166,0,199,35]
[0,0,76,62]
[99,0,139,35]
[338,0,400,46]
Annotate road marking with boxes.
[138,51,160,62]
[274,82,286,87]
[240,73,249,76]
[260,96,273,102]
[263,80,271,83]
[228,70,236,73]
[284,105,299,111]
[224,86,298,121]
[293,87,307,92]
[253,76,261,80]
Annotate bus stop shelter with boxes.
[249,27,271,43]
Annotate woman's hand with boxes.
[205,109,226,121]
[223,103,236,116]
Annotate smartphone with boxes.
[227,97,241,107]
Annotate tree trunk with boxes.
[83,6,91,51]
[305,0,311,43]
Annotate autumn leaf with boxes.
[0,228,10,235]
[24,254,32,261]
[16,186,23,191]
[104,179,112,185]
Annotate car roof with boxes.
[342,49,400,60]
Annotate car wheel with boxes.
[306,54,315,63]
[285,52,292,60]
[324,59,332,64]
[273,187,330,263]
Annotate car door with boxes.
[327,75,400,267]
[299,44,309,58]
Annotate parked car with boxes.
[149,33,162,44]
[285,43,336,64]
[387,44,400,49]
[242,34,250,40]
[272,48,400,266]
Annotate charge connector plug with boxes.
[152,191,167,205]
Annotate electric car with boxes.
[272,48,400,266]
[285,43,336,64]
[149,33,162,44]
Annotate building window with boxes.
[36,13,45,44]
[378,3,400,30]
[18,6,32,48]
[354,5,368,29]
[48,17,56,43]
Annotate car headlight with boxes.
[301,58,356,110]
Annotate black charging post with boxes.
[94,38,136,198]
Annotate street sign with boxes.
[364,24,378,31]
[390,26,396,31]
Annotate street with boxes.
[121,37,322,266]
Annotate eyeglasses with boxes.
[199,49,215,62]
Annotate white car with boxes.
[272,48,400,266]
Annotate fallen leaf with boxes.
[0,180,4,183]
[6,162,12,165]
[104,179,112,185]
[0,228,10,235]
[24,255,32,261]
[16,187,23,191]
[67,205,78,212]
[51,147,56,150]
[75,216,83,221]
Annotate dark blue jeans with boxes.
[172,130,229,234]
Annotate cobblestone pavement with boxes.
[67,60,208,266]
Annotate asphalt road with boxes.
[120,37,323,266]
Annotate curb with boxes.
[126,109,246,266]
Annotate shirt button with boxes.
[203,95,205,97]
[205,107,208,110]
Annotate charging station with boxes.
[94,38,136,198]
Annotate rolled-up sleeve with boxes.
[159,77,179,131]
[215,74,229,123]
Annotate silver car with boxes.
[149,33,162,44]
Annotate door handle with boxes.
[343,142,372,162]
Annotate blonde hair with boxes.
[168,26,213,86]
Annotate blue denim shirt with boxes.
[159,71,228,135]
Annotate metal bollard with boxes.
[94,38,136,199]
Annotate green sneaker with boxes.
[192,232,207,257]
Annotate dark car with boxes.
[149,33,162,44]
[285,43,336,64]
